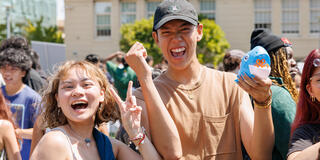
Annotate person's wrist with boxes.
[254,91,272,109]
[128,127,146,150]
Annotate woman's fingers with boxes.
[109,87,126,113]
[126,81,133,99]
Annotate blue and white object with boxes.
[235,46,271,82]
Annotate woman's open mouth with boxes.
[71,101,88,110]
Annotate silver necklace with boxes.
[68,125,91,147]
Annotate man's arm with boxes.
[126,42,182,159]
[101,51,124,63]
[238,75,274,160]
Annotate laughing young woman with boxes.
[288,49,320,160]
[30,61,161,160]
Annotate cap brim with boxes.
[153,15,198,30]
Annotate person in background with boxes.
[250,28,297,159]
[287,49,320,160]
[293,72,302,92]
[85,54,114,85]
[102,51,137,100]
[145,56,154,67]
[0,90,21,160]
[0,40,41,160]
[125,0,275,159]
[153,56,168,72]
[223,49,246,74]
[30,61,163,160]
[0,37,47,94]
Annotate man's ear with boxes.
[152,31,159,44]
[196,23,203,42]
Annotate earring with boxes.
[311,96,316,102]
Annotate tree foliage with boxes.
[120,18,162,64]
[23,17,64,43]
[120,17,229,66]
[197,19,230,66]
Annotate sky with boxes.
[56,0,65,21]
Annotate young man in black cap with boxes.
[124,0,275,159]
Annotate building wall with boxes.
[0,0,56,33]
[65,0,320,61]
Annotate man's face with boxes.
[0,64,25,86]
[152,20,203,71]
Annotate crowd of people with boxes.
[0,0,319,159]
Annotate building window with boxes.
[121,2,136,24]
[95,2,112,37]
[254,0,271,29]
[146,1,160,18]
[282,0,299,34]
[310,0,320,33]
[199,0,215,20]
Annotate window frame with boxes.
[95,2,112,38]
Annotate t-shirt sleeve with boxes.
[287,125,315,156]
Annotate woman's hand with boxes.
[125,42,151,78]
[237,74,272,104]
[109,81,142,138]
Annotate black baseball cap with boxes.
[153,0,198,31]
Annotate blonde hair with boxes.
[270,47,298,102]
[41,61,119,129]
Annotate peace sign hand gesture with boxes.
[109,81,143,138]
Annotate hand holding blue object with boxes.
[235,46,271,82]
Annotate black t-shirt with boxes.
[288,123,320,157]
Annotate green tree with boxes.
[120,17,229,66]
[197,19,230,66]
[23,17,64,43]
[120,18,162,64]
[0,24,7,41]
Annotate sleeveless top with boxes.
[46,127,77,160]
[46,127,115,160]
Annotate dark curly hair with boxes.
[0,36,32,72]
[0,48,32,72]
[0,36,30,52]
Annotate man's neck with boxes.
[165,61,203,85]
[5,82,25,96]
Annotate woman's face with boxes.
[307,67,320,102]
[56,67,104,124]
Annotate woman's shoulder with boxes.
[40,127,70,148]
[0,120,14,139]
[31,126,72,159]
[37,126,72,152]
[0,120,14,129]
